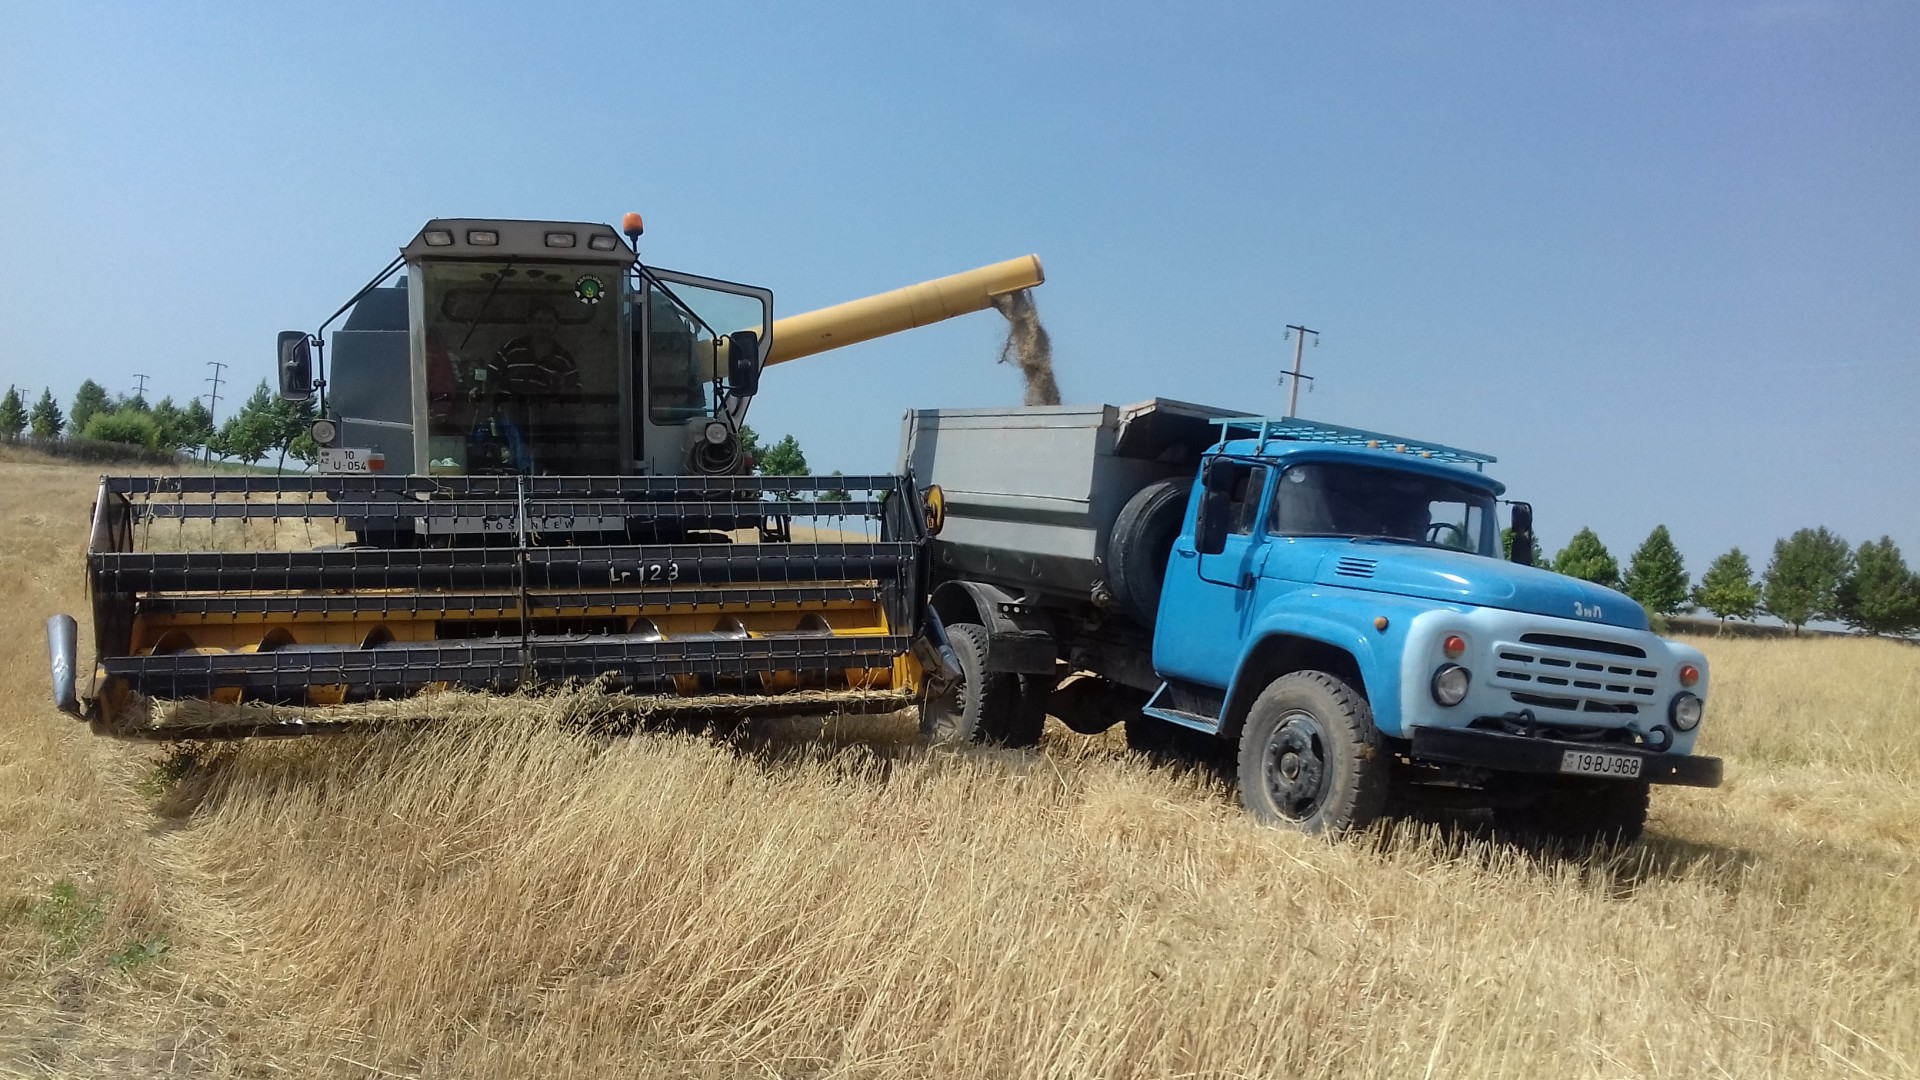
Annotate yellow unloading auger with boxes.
[50,217,1043,740]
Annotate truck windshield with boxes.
[1268,461,1499,556]
[419,260,621,475]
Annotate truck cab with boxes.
[908,406,1720,843]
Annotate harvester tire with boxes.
[919,622,1037,748]
[1109,477,1192,628]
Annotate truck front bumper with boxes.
[1409,726,1723,788]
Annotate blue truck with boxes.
[903,401,1720,841]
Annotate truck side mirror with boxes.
[278,331,315,402]
[1509,501,1535,566]
[1195,458,1233,555]
[726,330,760,397]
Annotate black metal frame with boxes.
[87,473,933,708]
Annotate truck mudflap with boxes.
[1409,726,1723,788]
[74,472,935,740]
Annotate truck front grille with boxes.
[1490,636,1661,719]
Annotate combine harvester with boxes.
[50,215,1041,739]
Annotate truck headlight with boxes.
[1431,664,1470,707]
[1670,692,1703,732]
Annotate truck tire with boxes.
[1496,778,1651,847]
[1236,671,1389,836]
[1108,477,1192,628]
[918,623,1043,748]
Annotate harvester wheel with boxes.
[919,622,1033,748]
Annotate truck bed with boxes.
[899,399,1237,611]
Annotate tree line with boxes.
[0,379,320,471]
[1532,522,1919,637]
[2,381,854,496]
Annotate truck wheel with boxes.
[1108,477,1192,627]
[1236,671,1389,835]
[1497,779,1651,846]
[918,623,1037,747]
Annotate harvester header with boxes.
[51,215,1040,739]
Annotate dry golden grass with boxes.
[2,458,1917,1078]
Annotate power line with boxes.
[132,373,150,399]
[1281,325,1319,418]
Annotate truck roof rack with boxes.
[1212,416,1497,470]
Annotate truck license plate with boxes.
[1559,749,1643,779]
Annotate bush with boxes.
[81,409,163,449]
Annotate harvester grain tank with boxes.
[55,217,1042,739]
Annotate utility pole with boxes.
[203,361,227,420]
[1282,325,1319,418]
[132,373,150,400]
[203,361,227,463]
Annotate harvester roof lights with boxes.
[589,233,620,251]
[544,231,577,248]
[1431,664,1470,706]
[422,229,454,246]
[621,211,644,238]
[466,229,500,246]
[1670,692,1703,731]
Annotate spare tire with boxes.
[1108,476,1193,627]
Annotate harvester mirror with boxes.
[1508,500,1536,566]
[277,331,315,402]
[726,331,761,397]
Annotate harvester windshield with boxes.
[421,260,623,476]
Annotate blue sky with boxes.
[2,1,1915,577]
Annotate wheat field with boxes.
[1,456,1916,1079]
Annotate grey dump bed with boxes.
[900,399,1236,610]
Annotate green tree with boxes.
[1622,525,1690,617]
[1692,548,1760,627]
[757,433,809,477]
[213,383,278,465]
[28,389,64,441]
[1761,527,1852,633]
[179,398,215,457]
[70,380,111,434]
[82,409,162,448]
[150,397,188,451]
[1500,526,1549,568]
[1553,527,1620,587]
[264,390,318,472]
[1834,536,1920,636]
[0,386,26,441]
